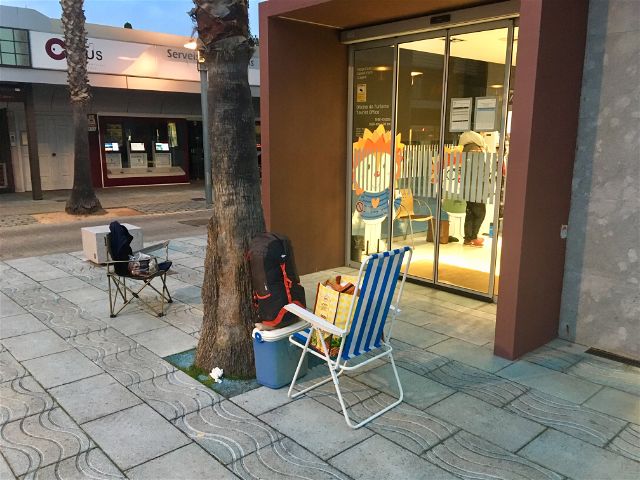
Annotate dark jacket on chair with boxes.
[109,221,133,275]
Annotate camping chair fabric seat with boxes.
[106,232,173,318]
[285,246,412,429]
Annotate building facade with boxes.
[0,6,260,194]
[258,0,639,360]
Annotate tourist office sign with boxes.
[29,31,259,83]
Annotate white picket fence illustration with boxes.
[353,144,500,204]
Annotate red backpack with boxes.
[249,233,306,328]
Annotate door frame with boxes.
[345,18,517,299]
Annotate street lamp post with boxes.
[197,54,212,207]
[186,40,212,206]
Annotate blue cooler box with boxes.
[252,320,309,389]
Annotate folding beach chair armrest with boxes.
[284,303,346,337]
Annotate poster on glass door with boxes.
[449,98,472,132]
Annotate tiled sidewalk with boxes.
[0,235,638,479]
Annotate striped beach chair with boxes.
[284,246,412,429]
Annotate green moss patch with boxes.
[164,349,260,398]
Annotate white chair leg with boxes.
[340,352,404,430]
[288,330,313,399]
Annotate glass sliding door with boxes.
[347,20,517,298]
[437,25,511,294]
[350,45,396,261]
[390,35,446,281]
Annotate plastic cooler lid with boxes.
[252,319,309,342]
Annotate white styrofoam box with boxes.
[81,223,143,264]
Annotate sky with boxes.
[0,0,262,37]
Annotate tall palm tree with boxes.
[191,0,265,376]
[60,0,102,214]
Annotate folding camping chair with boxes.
[105,236,173,318]
[284,246,412,429]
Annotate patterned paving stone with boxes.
[1,287,59,308]
[0,214,37,228]
[58,286,109,306]
[608,424,640,462]
[39,276,92,293]
[0,313,47,339]
[427,361,527,407]
[389,340,449,376]
[427,337,512,373]
[102,309,166,336]
[130,325,197,358]
[0,376,54,424]
[4,258,71,282]
[94,346,175,386]
[424,431,562,480]
[168,242,207,258]
[427,392,545,452]
[169,264,204,287]
[393,320,449,349]
[231,385,295,417]
[231,438,348,480]
[128,370,222,421]
[349,393,457,455]
[507,390,627,447]
[298,373,378,413]
[25,298,106,339]
[126,443,234,480]
[2,330,71,362]
[67,328,139,361]
[83,404,189,471]
[330,434,457,480]
[0,453,15,479]
[23,349,103,389]
[0,408,92,476]
[0,268,39,292]
[0,351,26,383]
[36,257,109,292]
[259,398,371,461]
[497,361,601,404]
[520,429,640,480]
[0,293,26,318]
[357,364,454,410]
[520,345,584,372]
[161,304,203,334]
[567,357,640,396]
[22,448,125,480]
[49,373,141,424]
[176,401,282,465]
[583,386,640,423]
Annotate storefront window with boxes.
[100,116,188,182]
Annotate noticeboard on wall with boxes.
[449,97,472,132]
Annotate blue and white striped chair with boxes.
[284,246,412,429]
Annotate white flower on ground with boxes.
[209,367,224,383]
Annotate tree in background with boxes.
[60,0,102,214]
[191,0,265,376]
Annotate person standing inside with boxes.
[458,131,487,247]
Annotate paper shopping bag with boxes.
[311,279,357,356]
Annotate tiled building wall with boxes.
[559,0,640,358]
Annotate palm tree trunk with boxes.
[60,0,102,214]
[192,0,265,376]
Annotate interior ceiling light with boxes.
[490,84,503,88]
[373,66,391,72]
[411,71,424,77]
